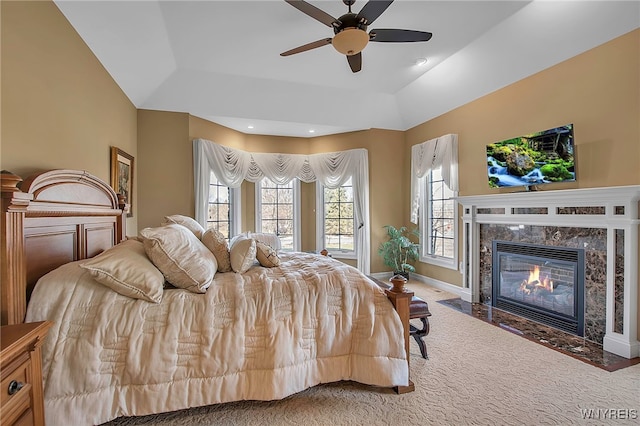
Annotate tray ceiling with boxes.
[54,1,640,137]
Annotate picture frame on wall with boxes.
[110,146,134,217]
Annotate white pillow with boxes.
[249,232,281,252]
[80,239,164,303]
[229,235,257,273]
[139,224,217,293]
[229,232,250,248]
[202,228,232,272]
[255,241,280,268]
[161,215,205,240]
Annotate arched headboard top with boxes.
[19,169,121,215]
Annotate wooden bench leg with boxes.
[410,317,430,359]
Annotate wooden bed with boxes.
[1,168,415,423]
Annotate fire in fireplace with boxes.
[492,241,585,336]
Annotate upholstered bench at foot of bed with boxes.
[367,276,432,359]
[409,296,431,359]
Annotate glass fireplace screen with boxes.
[492,241,585,336]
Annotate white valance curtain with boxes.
[193,138,371,274]
[410,134,459,224]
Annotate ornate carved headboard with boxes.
[1,169,128,325]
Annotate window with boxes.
[318,177,355,257]
[207,172,239,240]
[420,166,457,269]
[256,178,299,251]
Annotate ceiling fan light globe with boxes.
[332,28,369,56]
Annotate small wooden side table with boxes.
[1,321,52,426]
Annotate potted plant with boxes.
[377,225,420,279]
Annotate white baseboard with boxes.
[370,271,464,297]
[603,334,640,359]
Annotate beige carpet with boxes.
[103,283,640,426]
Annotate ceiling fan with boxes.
[280,0,433,73]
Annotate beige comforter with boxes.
[25,252,408,425]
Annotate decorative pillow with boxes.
[229,232,250,248]
[80,239,164,303]
[139,224,217,293]
[201,228,232,273]
[249,232,282,252]
[161,215,205,240]
[229,235,257,273]
[255,241,280,268]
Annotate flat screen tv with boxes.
[486,123,575,190]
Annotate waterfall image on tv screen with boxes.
[486,124,575,189]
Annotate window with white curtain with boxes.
[207,172,240,240]
[317,177,355,257]
[194,139,371,274]
[419,166,457,269]
[256,177,299,251]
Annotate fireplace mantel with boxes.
[457,185,640,358]
[457,185,640,206]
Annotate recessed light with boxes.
[414,57,427,66]
[247,125,254,129]
[309,129,315,134]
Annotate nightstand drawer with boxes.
[1,322,52,426]
[1,352,31,406]
[14,406,35,426]
[0,381,33,425]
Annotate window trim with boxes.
[255,178,300,251]
[316,180,357,259]
[419,168,459,271]
[231,187,241,238]
[207,173,241,239]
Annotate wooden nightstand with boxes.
[1,321,52,426]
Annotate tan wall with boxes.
[407,29,640,197]
[137,110,190,231]
[189,115,247,151]
[309,129,406,272]
[245,134,309,154]
[405,28,640,286]
[188,116,255,233]
[1,0,138,232]
[139,113,320,234]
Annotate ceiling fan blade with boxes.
[347,53,362,73]
[369,29,433,43]
[356,0,394,26]
[284,0,339,28]
[280,38,332,56]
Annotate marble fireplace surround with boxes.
[457,186,640,359]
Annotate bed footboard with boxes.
[385,288,416,393]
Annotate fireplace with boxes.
[458,186,640,358]
[492,241,585,336]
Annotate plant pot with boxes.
[393,271,410,281]
[389,274,408,292]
